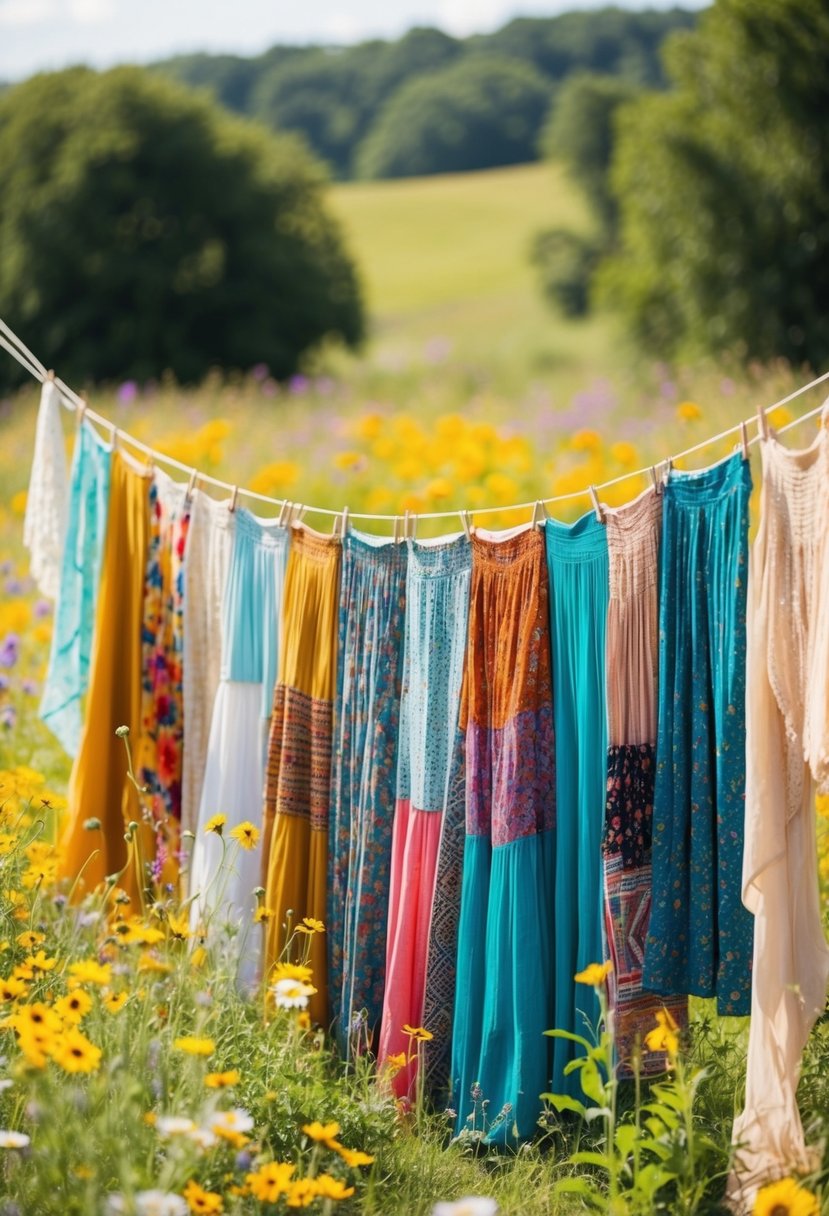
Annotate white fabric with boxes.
[188,682,268,991]
[727,427,829,1211]
[23,380,69,599]
[180,489,234,839]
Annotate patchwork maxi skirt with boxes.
[545,511,609,1099]
[451,525,555,1143]
[328,532,407,1050]
[190,509,289,988]
[601,487,686,1073]
[644,452,753,1015]
[263,525,342,1025]
[378,534,472,1098]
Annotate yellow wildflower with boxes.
[270,962,313,985]
[571,429,602,453]
[190,946,207,969]
[611,441,639,468]
[335,1146,375,1168]
[204,813,226,835]
[17,1027,51,1068]
[753,1176,819,1216]
[677,401,702,422]
[574,961,613,986]
[205,1069,240,1088]
[10,490,27,515]
[354,412,383,440]
[174,1035,215,1056]
[0,834,16,857]
[166,913,191,941]
[102,991,128,1014]
[302,1120,340,1143]
[54,988,93,1024]
[52,1028,102,1074]
[246,1162,296,1204]
[295,917,325,935]
[644,1007,680,1057]
[15,930,45,951]
[229,822,259,850]
[314,1175,355,1201]
[384,1052,406,1074]
[183,1180,223,1214]
[24,950,57,973]
[68,959,112,986]
[332,451,365,472]
[21,861,58,889]
[254,906,274,924]
[0,977,26,1002]
[137,953,173,975]
[286,1178,319,1207]
[402,1024,433,1042]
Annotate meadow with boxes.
[0,162,827,1215]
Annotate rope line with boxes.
[2,314,828,525]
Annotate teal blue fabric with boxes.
[644,453,753,1015]
[40,420,112,755]
[545,511,609,1099]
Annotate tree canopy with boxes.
[0,67,364,387]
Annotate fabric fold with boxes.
[24,379,69,599]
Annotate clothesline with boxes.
[2,313,829,525]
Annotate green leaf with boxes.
[544,1028,595,1052]
[553,1176,604,1208]
[540,1092,588,1117]
[570,1150,611,1169]
[614,1124,639,1157]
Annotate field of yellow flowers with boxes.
[0,347,828,1215]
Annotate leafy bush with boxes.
[0,67,365,388]
[531,229,600,318]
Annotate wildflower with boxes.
[182,1181,223,1215]
[644,1007,680,1057]
[296,1012,311,1031]
[402,1024,433,1042]
[332,450,365,472]
[16,1028,51,1068]
[0,977,26,1002]
[137,954,173,975]
[190,947,207,969]
[229,822,259,850]
[335,1146,375,1168]
[166,913,191,941]
[52,1028,102,1074]
[286,1178,319,1206]
[254,906,274,924]
[432,1200,499,1216]
[295,917,325,935]
[246,1162,296,1203]
[103,992,128,1014]
[105,1191,188,1216]
[272,978,316,1009]
[68,959,112,986]
[610,441,638,467]
[156,1116,198,1138]
[270,962,313,984]
[12,1002,62,1036]
[174,1036,215,1057]
[54,989,93,1024]
[24,950,57,972]
[315,1175,355,1200]
[204,814,226,836]
[205,1070,240,1088]
[574,961,613,986]
[15,930,45,950]
[384,1052,407,1073]
[302,1120,340,1143]
[0,1130,30,1148]
[571,429,602,453]
[753,1177,819,1216]
[676,401,702,421]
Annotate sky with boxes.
[0,0,707,81]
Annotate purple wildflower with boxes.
[1,705,16,730]
[250,362,269,382]
[4,579,22,596]
[117,380,139,405]
[21,679,37,696]
[33,599,52,619]
[288,374,310,395]
[0,634,20,668]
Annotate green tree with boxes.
[356,55,551,180]
[0,67,364,387]
[602,0,829,366]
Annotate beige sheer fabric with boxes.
[728,422,829,1211]
[605,485,661,747]
[180,488,234,839]
[23,380,68,599]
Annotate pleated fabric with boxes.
[378,534,471,1098]
[263,525,341,1025]
[23,380,68,600]
[602,487,687,1074]
[40,419,112,756]
[189,509,289,988]
[328,531,407,1050]
[644,453,753,1015]
[134,468,190,877]
[545,511,609,1099]
[451,525,555,1144]
[728,426,829,1208]
[181,489,235,839]
[58,451,153,911]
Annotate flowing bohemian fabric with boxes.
[644,453,753,1015]
[23,379,68,600]
[135,469,190,873]
[40,419,112,756]
[263,525,341,1025]
[378,534,471,1098]
[189,510,289,988]
[451,525,555,1143]
[602,488,687,1073]
[328,531,407,1049]
[180,489,235,838]
[58,451,153,910]
[545,511,609,1098]
[727,425,829,1209]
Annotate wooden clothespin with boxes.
[410,512,418,540]
[45,369,56,382]
[186,468,198,499]
[589,485,604,523]
[649,465,661,490]
[460,509,472,539]
[290,504,306,528]
[393,516,401,544]
[76,397,87,427]
[531,500,546,529]
[403,509,411,540]
[340,506,350,538]
[740,420,750,460]
[757,405,770,441]
[229,485,239,513]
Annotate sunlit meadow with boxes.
[1,162,828,1214]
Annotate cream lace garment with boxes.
[23,380,68,599]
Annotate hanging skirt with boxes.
[181,488,235,839]
[40,418,112,757]
[134,469,190,875]
[328,531,407,1049]
[263,526,341,1025]
[189,509,289,988]
[644,453,753,1015]
[601,487,686,1073]
[378,534,471,1097]
[451,525,555,1143]
[58,451,153,910]
[545,511,609,1099]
